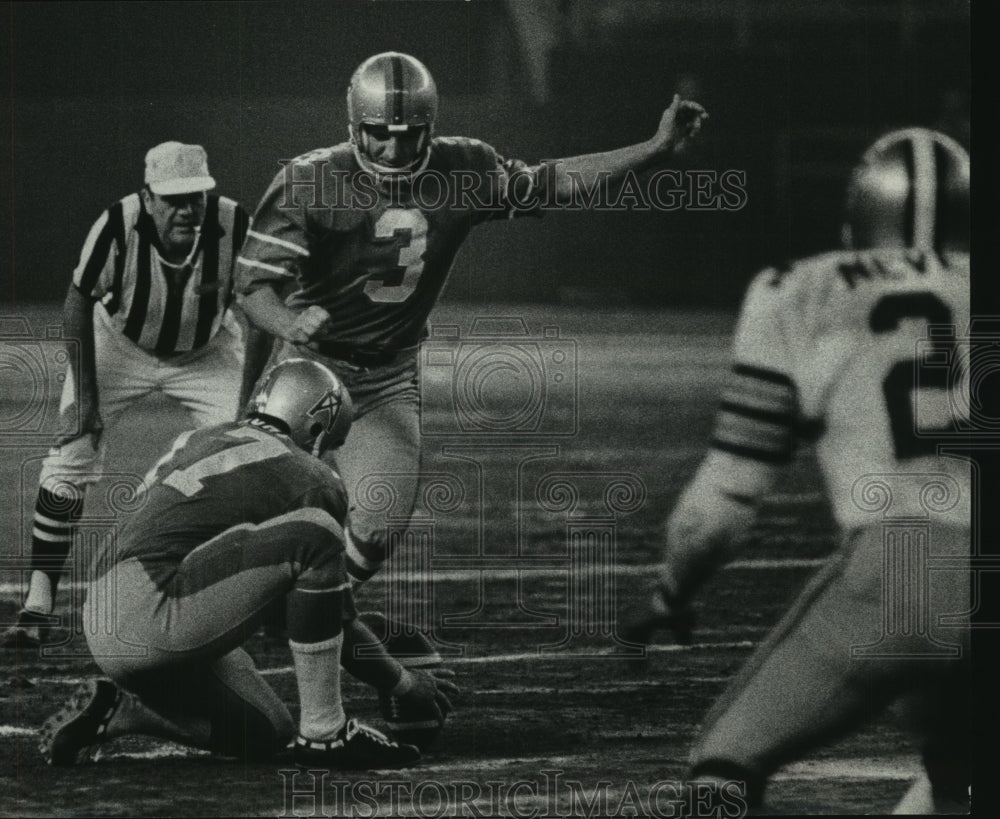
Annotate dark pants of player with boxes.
[689,523,970,805]
[84,508,354,760]
[273,341,421,584]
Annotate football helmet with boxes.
[347,51,438,180]
[247,359,353,456]
[843,128,969,253]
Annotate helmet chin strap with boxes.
[310,433,326,458]
[349,125,432,183]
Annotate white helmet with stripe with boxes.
[843,128,969,254]
[347,52,438,181]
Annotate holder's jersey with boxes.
[236,137,541,354]
[97,422,348,581]
[712,248,970,530]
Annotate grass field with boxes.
[1,302,927,816]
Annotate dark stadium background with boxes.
[0,0,970,308]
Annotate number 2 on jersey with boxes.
[364,209,428,303]
[870,292,966,459]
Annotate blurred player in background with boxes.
[39,359,456,769]
[236,51,709,588]
[4,142,257,649]
[625,128,971,813]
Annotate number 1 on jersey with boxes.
[364,208,428,303]
[162,427,289,497]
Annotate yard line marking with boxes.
[773,757,921,781]
[463,676,730,696]
[438,640,754,666]
[0,725,37,737]
[0,559,824,596]
[100,747,212,761]
[412,754,923,781]
[25,642,756,686]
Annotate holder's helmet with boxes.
[247,359,353,456]
[347,52,438,180]
[843,128,969,253]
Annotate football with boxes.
[377,685,445,752]
[357,611,444,669]
[358,612,450,750]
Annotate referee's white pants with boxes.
[38,306,244,496]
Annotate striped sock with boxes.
[24,485,84,613]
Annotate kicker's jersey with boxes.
[712,248,970,530]
[73,193,250,355]
[96,422,348,581]
[236,137,541,354]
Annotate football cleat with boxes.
[39,679,122,765]
[1,608,58,651]
[294,718,421,770]
[620,583,695,660]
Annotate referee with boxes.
[4,142,256,649]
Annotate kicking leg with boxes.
[328,389,420,585]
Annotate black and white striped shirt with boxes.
[73,192,250,354]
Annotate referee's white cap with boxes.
[144,142,216,195]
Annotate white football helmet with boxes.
[247,359,353,456]
[843,127,969,253]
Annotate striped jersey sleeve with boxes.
[236,167,312,295]
[435,137,543,225]
[710,268,804,465]
[72,199,128,300]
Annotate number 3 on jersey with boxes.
[364,208,428,303]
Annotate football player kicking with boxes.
[39,359,457,769]
[236,51,709,588]
[625,128,971,814]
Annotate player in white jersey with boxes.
[625,128,971,813]
[3,142,255,650]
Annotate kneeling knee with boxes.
[213,705,295,762]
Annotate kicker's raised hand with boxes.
[651,94,709,155]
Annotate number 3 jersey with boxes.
[713,248,970,530]
[92,422,348,581]
[235,137,541,355]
